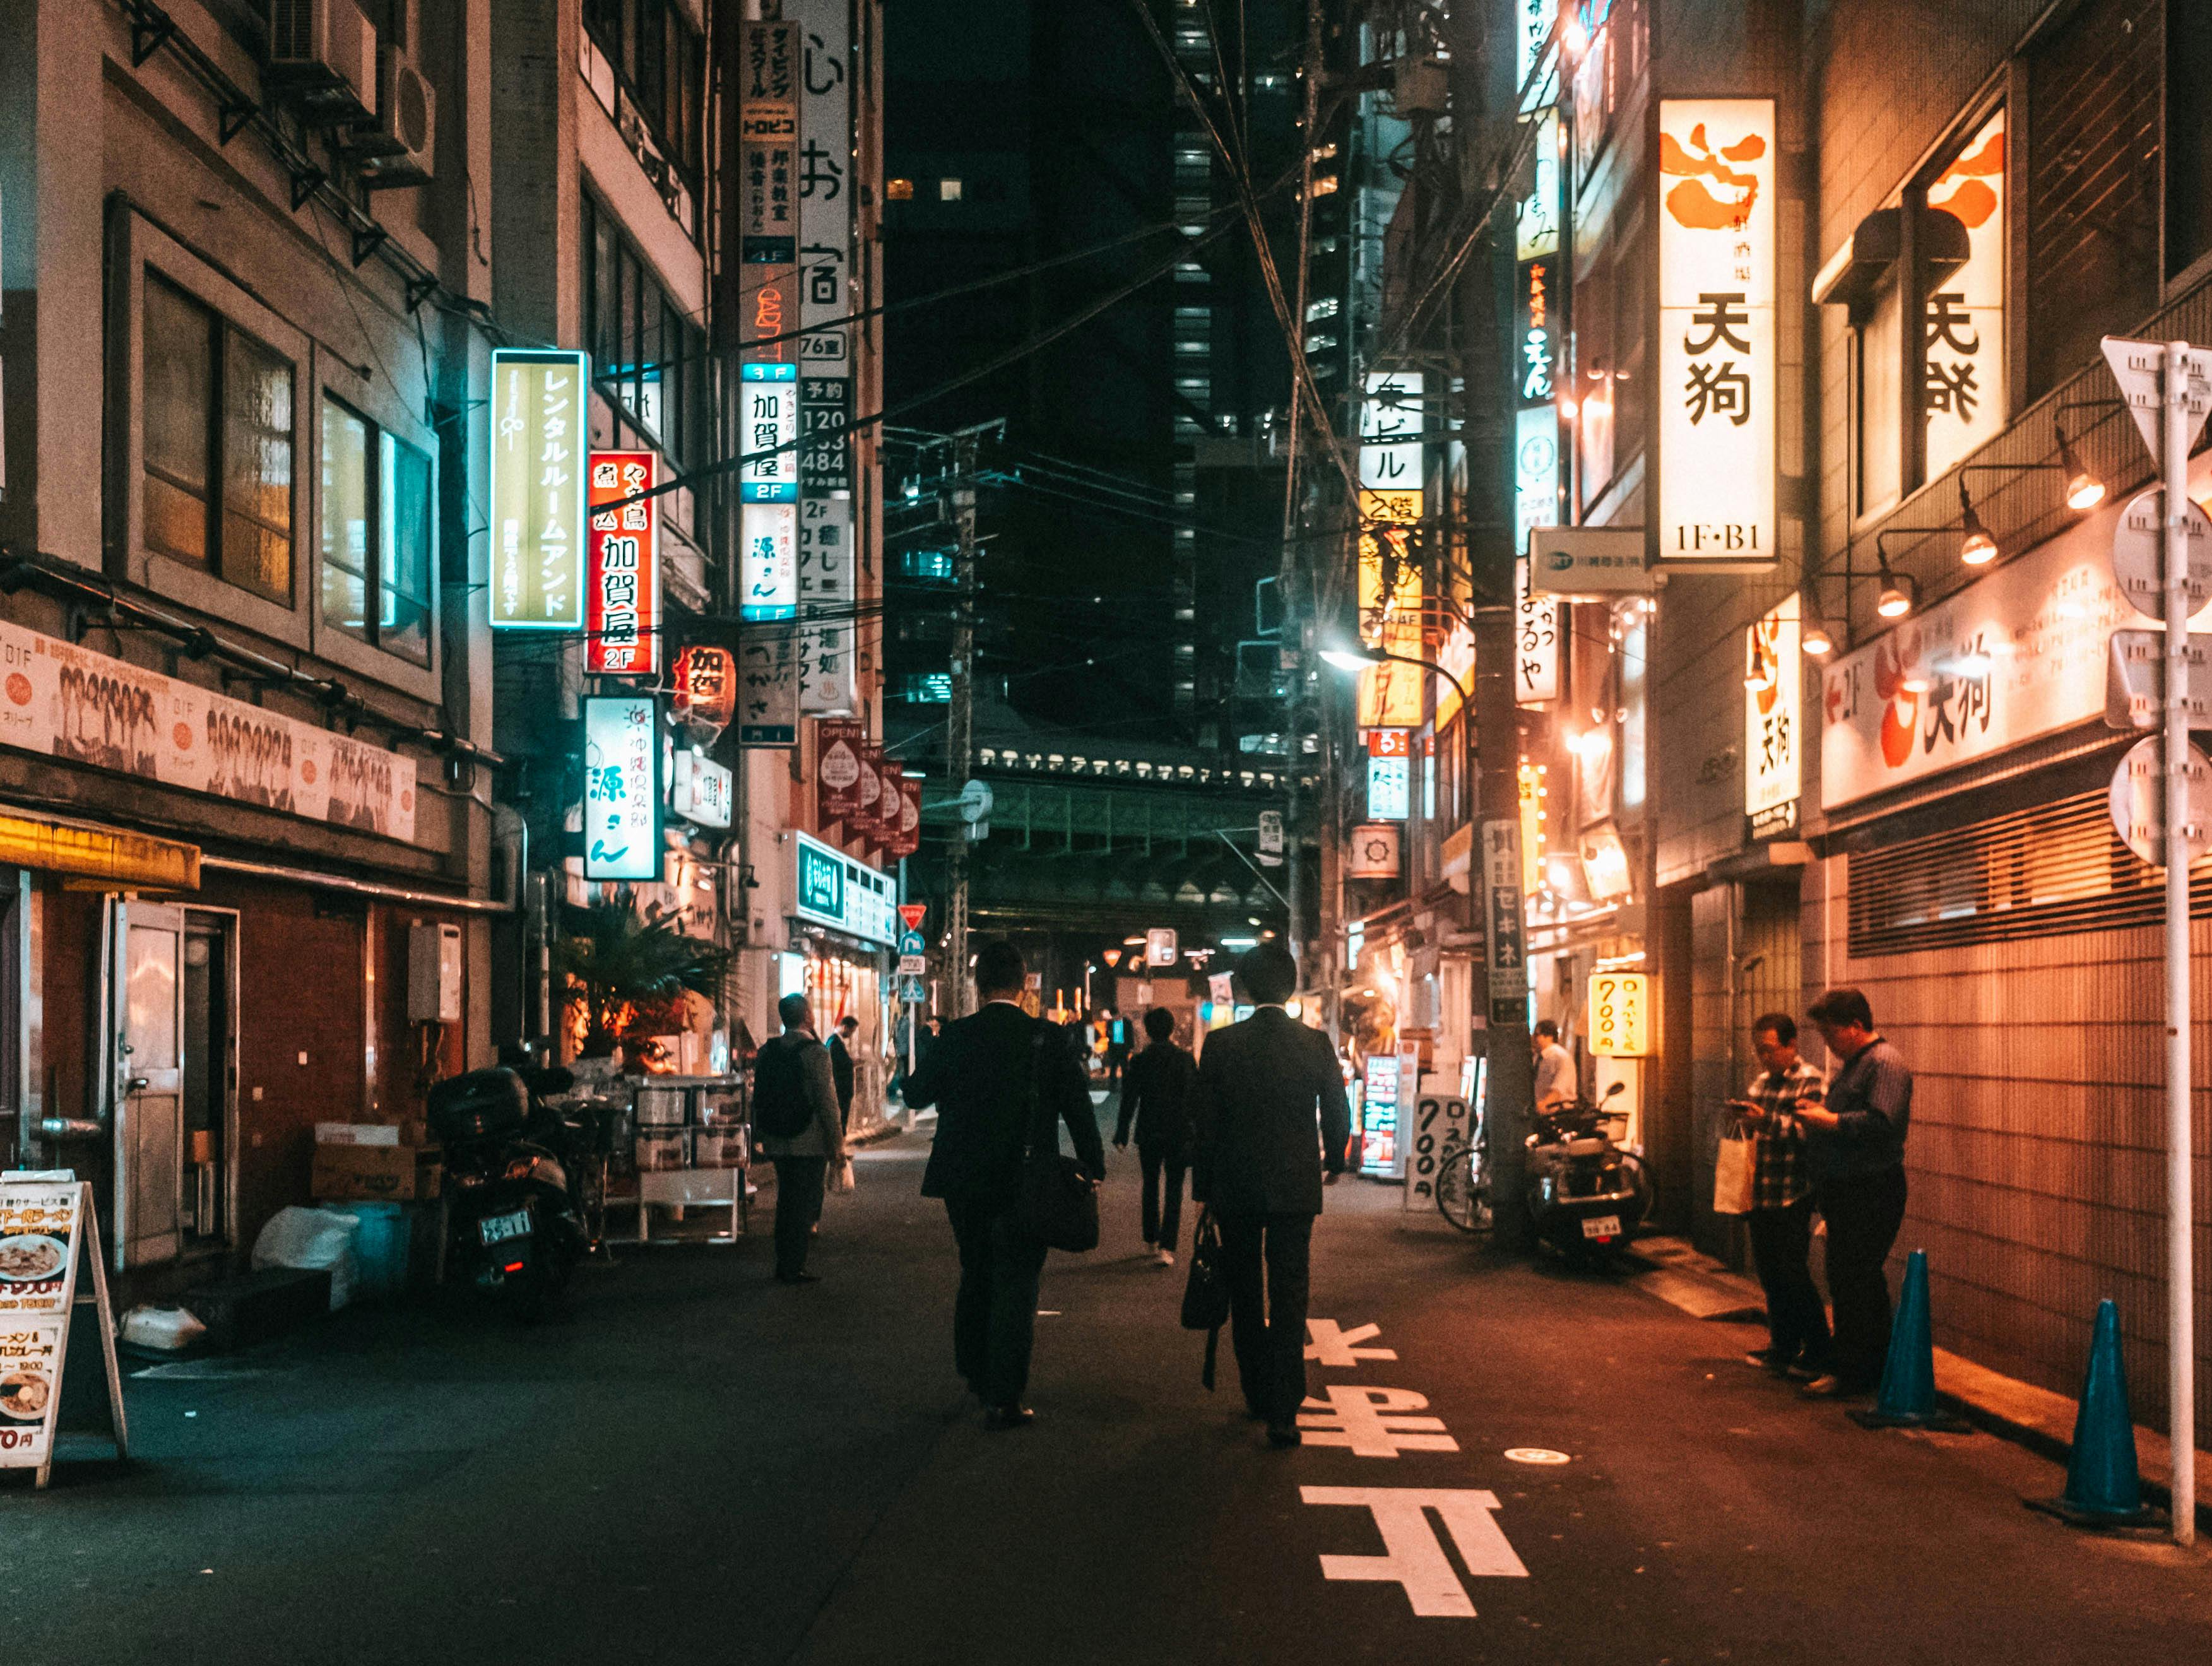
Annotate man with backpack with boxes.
[751,992,848,1284]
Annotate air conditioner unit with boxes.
[266,0,377,126]
[357,47,437,187]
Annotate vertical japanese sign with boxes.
[740,362,800,502]
[1656,98,1777,569]
[1367,728,1412,820]
[816,717,866,824]
[1587,971,1650,1055]
[801,375,854,492]
[586,451,658,676]
[1744,593,1800,837]
[1924,109,2005,479]
[791,0,852,371]
[583,695,661,881]
[1481,818,1530,1025]
[740,21,798,265]
[1515,557,1561,704]
[798,497,858,716]
[489,348,589,629]
[738,630,800,749]
[741,502,798,620]
[893,772,923,858]
[1358,372,1426,729]
[1515,0,1556,108]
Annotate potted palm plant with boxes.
[555,895,731,1062]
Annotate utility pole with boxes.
[1450,0,1535,1244]
[943,425,982,1017]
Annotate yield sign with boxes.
[897,902,926,931]
[2101,336,2212,461]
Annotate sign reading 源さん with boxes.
[586,451,659,676]
[490,349,589,627]
[1656,98,1777,570]
[1819,499,2147,810]
[0,620,416,841]
[583,695,660,882]
[742,500,799,621]
[1587,972,1650,1056]
[1745,594,1800,837]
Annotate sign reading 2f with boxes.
[1655,98,1777,572]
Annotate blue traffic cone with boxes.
[1852,1250,1969,1430]
[2029,1300,2164,1529]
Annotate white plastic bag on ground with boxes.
[251,1205,360,1310]
[121,1304,208,1351]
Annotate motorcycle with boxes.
[1522,1080,1653,1266]
[427,1066,593,1318]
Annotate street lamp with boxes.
[1320,638,1478,889]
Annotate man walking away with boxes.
[1114,1007,1198,1266]
[1532,1019,1576,1111]
[1794,988,1913,1398]
[828,1015,859,1133]
[1731,1013,1831,1379]
[1192,944,1352,1449]
[1103,1009,1131,1085]
[751,993,847,1285]
[904,939,1106,1429]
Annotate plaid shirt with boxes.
[1744,1061,1825,1209]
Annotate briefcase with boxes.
[1181,1208,1230,1390]
[1019,1028,1099,1253]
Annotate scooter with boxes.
[427,1066,591,1319]
[1522,1080,1653,1266]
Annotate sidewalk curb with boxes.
[1625,1234,2212,1537]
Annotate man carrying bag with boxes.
[904,939,1105,1430]
[1725,1012,1830,1378]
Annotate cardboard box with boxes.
[314,1120,432,1149]
[311,1141,442,1202]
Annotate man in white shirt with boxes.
[1531,1019,1576,1111]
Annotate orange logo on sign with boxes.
[1659,122,1767,231]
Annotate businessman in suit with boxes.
[1191,942,1352,1448]
[904,938,1106,1429]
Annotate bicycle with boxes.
[1434,1120,1492,1234]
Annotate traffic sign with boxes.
[899,930,926,957]
[897,955,927,977]
[1257,809,1284,867]
[957,779,994,824]
[898,902,926,931]
[1145,927,1179,968]
[2102,336,2212,461]
[2105,630,2212,730]
[2108,735,2212,866]
[2109,487,2212,619]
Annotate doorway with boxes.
[181,918,234,1248]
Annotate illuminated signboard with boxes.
[739,21,798,265]
[797,497,858,715]
[1657,97,1777,569]
[671,748,733,829]
[1359,371,1424,490]
[741,500,799,620]
[1368,728,1412,820]
[489,348,589,629]
[1587,971,1650,1056]
[1514,552,1561,705]
[583,695,661,881]
[586,451,659,676]
[1924,108,2005,479]
[1514,406,1562,568]
[740,361,800,502]
[792,829,896,947]
[1744,593,1800,837]
[1358,372,1427,726]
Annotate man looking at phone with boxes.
[1731,1013,1830,1379]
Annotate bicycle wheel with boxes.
[1434,1136,1491,1234]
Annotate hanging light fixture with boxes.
[2057,422,2106,511]
[1876,558,1915,619]
[1958,478,1998,565]
[1801,612,1835,656]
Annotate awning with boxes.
[0,808,199,892]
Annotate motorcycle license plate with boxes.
[479,1208,532,1246]
[1581,1215,1621,1240]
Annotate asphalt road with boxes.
[8,1094,2208,1663]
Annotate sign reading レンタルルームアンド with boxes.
[1656,98,1777,570]
[490,349,589,628]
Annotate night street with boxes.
[10,1101,2204,1665]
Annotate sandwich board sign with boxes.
[0,1173,127,1487]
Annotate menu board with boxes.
[0,1175,125,1484]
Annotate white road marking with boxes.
[1299,1487,1529,1617]
[1305,1319,1399,1365]
[1296,1385,1460,1458]
[1503,1448,1571,1465]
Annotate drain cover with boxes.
[1503,1447,1571,1465]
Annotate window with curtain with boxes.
[143,273,295,603]
[319,395,432,665]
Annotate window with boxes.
[2025,0,2160,398]
[319,397,433,664]
[581,0,706,184]
[886,177,914,201]
[939,179,963,202]
[142,274,294,603]
[581,194,707,472]
[2168,0,2212,277]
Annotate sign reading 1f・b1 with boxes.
[490,349,591,627]
[1655,98,1777,572]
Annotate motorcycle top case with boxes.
[428,1067,529,1144]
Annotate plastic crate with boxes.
[320,1201,410,1298]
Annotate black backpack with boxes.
[751,1039,813,1139]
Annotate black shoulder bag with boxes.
[1019,1026,1101,1253]
[1180,1208,1231,1388]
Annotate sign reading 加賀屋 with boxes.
[1655,98,1777,572]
